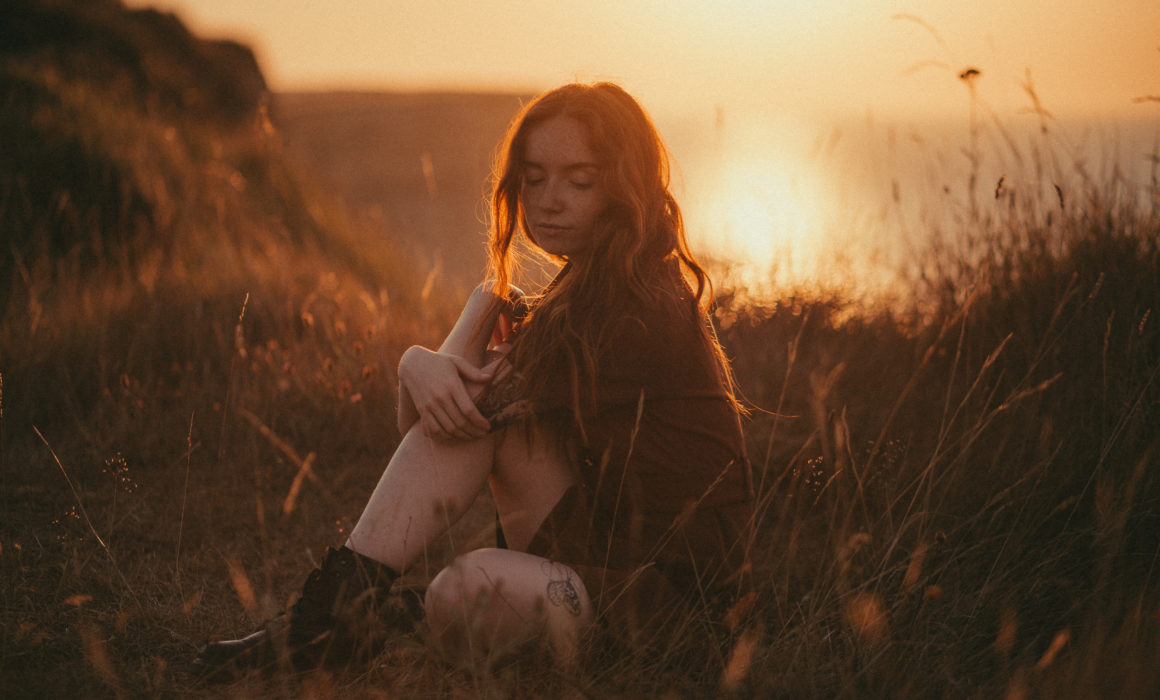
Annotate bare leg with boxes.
[345,415,592,663]
[425,548,594,665]
[344,427,496,571]
[424,424,594,664]
[197,414,589,676]
[346,413,579,570]
[488,423,578,551]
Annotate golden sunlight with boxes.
[680,125,835,295]
[711,156,820,272]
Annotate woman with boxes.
[195,82,754,677]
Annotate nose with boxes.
[536,178,565,213]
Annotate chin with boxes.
[536,241,580,260]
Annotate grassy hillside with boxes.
[2,1,1159,697]
[1,3,452,694]
[0,0,441,441]
[272,90,528,288]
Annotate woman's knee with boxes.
[424,549,498,627]
[423,548,594,663]
[424,549,538,658]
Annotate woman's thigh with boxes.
[488,423,577,552]
[424,547,594,663]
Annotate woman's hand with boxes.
[474,341,530,429]
[480,340,516,385]
[398,345,493,442]
[395,282,526,438]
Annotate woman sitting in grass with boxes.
[195,82,754,676]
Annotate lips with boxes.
[534,223,571,235]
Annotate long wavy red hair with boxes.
[486,83,736,424]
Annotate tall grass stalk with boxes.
[33,426,135,600]
[174,411,194,590]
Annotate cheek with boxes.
[580,192,611,223]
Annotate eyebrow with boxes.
[521,160,601,172]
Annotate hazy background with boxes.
[122,0,1159,120]
[125,0,1160,296]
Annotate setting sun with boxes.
[124,0,1160,291]
[692,151,829,289]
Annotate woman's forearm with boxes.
[396,284,507,435]
[437,284,506,364]
[396,346,422,434]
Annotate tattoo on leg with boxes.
[543,563,582,616]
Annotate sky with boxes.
[129,0,1160,125]
[124,0,1160,294]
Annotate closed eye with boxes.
[522,165,546,185]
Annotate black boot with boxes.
[193,546,416,680]
[285,546,405,670]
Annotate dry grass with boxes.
[3,2,1160,696]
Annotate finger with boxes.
[426,416,466,443]
[452,407,490,438]
[429,385,485,437]
[450,355,493,384]
[480,355,504,376]
[422,417,445,441]
[481,344,512,375]
[425,406,458,441]
[448,390,491,434]
[422,415,448,442]
[492,359,514,383]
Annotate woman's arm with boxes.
[396,283,521,439]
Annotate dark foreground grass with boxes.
[717,195,1160,697]
[4,1,1160,696]
[5,168,1159,697]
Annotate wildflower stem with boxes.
[34,425,136,598]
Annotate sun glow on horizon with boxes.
[676,120,843,296]
[121,0,1160,301]
[705,157,827,285]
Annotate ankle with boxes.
[338,546,400,590]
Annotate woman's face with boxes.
[519,115,610,259]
